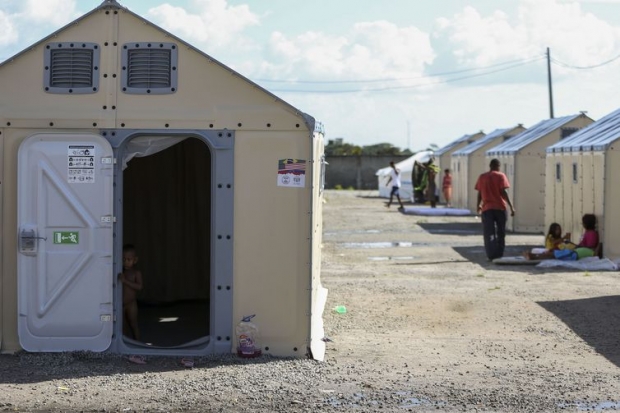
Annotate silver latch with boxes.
[101,157,115,165]
[19,226,46,255]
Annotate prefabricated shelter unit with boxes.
[488,113,593,233]
[376,151,433,201]
[450,125,526,212]
[0,0,328,360]
[545,108,620,258]
[435,131,485,204]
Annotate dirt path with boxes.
[320,190,620,411]
[1,189,620,412]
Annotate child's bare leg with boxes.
[125,301,140,341]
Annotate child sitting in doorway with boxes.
[120,244,143,342]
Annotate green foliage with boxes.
[334,184,343,190]
[325,139,417,156]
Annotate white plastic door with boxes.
[17,133,114,352]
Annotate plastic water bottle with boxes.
[236,315,261,357]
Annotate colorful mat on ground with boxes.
[402,207,471,216]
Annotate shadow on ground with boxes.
[452,245,547,273]
[538,296,620,368]
[0,352,284,385]
[419,222,482,236]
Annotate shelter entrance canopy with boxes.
[17,133,114,352]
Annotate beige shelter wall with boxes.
[0,128,3,348]
[493,155,516,231]
[512,154,545,233]
[545,152,563,235]
[233,131,313,357]
[603,150,618,258]
[115,12,302,131]
[561,153,583,241]
[451,156,467,210]
[437,132,485,204]
[0,9,116,129]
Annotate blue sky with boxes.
[1,0,620,151]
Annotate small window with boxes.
[556,163,561,182]
[572,163,578,183]
[121,42,178,94]
[44,42,100,94]
[561,127,578,139]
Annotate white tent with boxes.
[376,151,434,200]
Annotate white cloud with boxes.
[0,10,18,46]
[22,0,79,26]
[260,21,435,83]
[147,0,259,49]
[434,0,620,69]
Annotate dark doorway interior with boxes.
[122,137,212,347]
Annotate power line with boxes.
[255,55,545,84]
[551,53,620,69]
[267,56,545,94]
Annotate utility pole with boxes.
[547,47,554,119]
[407,121,411,151]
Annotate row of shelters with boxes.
[432,110,620,258]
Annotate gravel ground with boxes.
[2,189,620,412]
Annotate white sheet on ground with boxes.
[535,257,620,271]
[402,207,471,216]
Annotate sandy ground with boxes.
[2,189,620,412]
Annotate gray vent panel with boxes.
[44,43,100,94]
[122,43,178,94]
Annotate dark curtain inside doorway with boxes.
[123,137,212,305]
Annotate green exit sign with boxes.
[53,232,79,244]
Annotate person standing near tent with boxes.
[385,161,405,210]
[442,169,453,208]
[475,159,515,260]
[415,159,439,208]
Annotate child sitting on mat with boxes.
[525,214,598,260]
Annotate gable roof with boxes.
[488,114,583,156]
[453,126,520,156]
[0,0,317,131]
[434,132,485,156]
[547,108,620,153]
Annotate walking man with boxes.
[475,159,515,260]
[385,161,405,210]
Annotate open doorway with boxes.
[122,137,212,348]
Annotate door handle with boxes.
[19,227,46,255]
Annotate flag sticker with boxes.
[278,159,306,188]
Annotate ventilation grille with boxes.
[44,43,100,94]
[50,49,94,88]
[127,49,171,88]
[122,43,178,94]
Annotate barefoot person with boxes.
[120,244,143,342]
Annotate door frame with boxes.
[105,129,234,356]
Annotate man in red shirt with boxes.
[475,159,515,260]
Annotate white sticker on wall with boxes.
[68,145,96,183]
[278,159,306,188]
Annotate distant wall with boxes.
[325,155,410,189]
